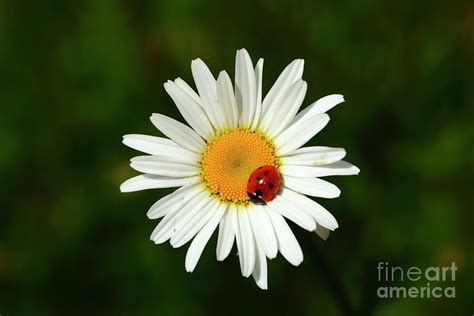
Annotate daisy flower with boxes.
[120,49,359,289]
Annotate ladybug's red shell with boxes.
[246,165,280,204]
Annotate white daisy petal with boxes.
[122,134,197,159]
[164,80,214,139]
[260,59,304,130]
[191,58,225,130]
[280,161,360,178]
[264,79,307,138]
[174,77,203,106]
[147,183,202,219]
[171,198,219,248]
[235,49,257,128]
[217,70,239,129]
[252,239,268,290]
[151,190,209,244]
[130,155,199,177]
[283,175,341,199]
[280,146,346,166]
[150,114,205,153]
[266,193,316,231]
[236,206,256,277]
[120,174,199,193]
[185,202,226,272]
[216,204,237,261]
[233,208,243,268]
[250,58,264,130]
[266,207,303,266]
[292,94,344,124]
[247,205,278,259]
[130,153,198,167]
[166,193,212,241]
[281,189,338,231]
[274,113,330,155]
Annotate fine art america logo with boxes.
[377,262,457,299]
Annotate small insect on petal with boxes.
[246,165,280,203]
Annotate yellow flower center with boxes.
[200,129,277,204]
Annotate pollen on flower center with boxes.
[200,129,277,203]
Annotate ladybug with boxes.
[246,165,280,204]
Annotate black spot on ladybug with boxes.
[256,176,261,181]
[258,167,262,169]
[268,183,274,188]
[255,189,263,196]
[264,171,268,175]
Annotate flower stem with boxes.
[305,235,355,316]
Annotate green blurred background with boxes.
[1,0,472,315]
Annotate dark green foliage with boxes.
[0,0,472,315]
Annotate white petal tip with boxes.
[146,207,159,219]
[191,58,203,66]
[287,254,304,267]
[240,264,253,278]
[119,180,133,193]
[293,258,304,266]
[321,220,338,231]
[267,255,277,260]
[257,283,268,290]
[185,254,198,272]
[347,165,361,175]
[330,94,345,103]
[243,271,252,278]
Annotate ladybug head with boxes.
[247,191,265,204]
